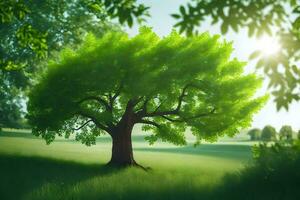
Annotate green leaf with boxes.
[248,24,255,37]
[231,22,238,32]
[171,14,181,19]
[90,3,102,12]
[291,0,297,7]
[256,58,265,69]
[221,22,228,34]
[179,5,186,15]
[127,15,133,27]
[292,5,300,13]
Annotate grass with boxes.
[0,130,255,200]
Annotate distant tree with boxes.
[297,130,300,140]
[27,28,266,167]
[247,128,261,141]
[172,0,300,110]
[0,72,24,129]
[279,125,293,141]
[261,125,277,141]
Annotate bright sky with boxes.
[125,0,300,131]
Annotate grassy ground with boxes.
[0,130,254,200]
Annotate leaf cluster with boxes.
[172,0,300,110]
[1,0,149,72]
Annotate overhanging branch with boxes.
[135,97,149,114]
[141,83,202,118]
[76,110,111,133]
[136,83,217,124]
[161,115,184,123]
[138,119,160,128]
[73,119,93,131]
[108,83,123,111]
[161,108,216,122]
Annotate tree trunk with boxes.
[107,107,138,167]
[108,131,136,166]
[106,100,148,170]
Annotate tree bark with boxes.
[108,129,135,166]
[107,103,137,167]
[106,100,148,170]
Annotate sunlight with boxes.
[255,35,281,56]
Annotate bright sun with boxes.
[256,35,281,56]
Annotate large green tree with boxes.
[0,0,149,128]
[28,28,266,166]
[172,0,300,110]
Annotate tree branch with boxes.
[161,115,184,123]
[135,97,149,113]
[161,108,216,123]
[108,81,124,109]
[76,110,111,133]
[104,82,125,116]
[111,82,123,102]
[73,119,93,131]
[141,83,203,118]
[175,84,189,112]
[132,96,144,107]
[138,119,160,128]
[152,98,167,113]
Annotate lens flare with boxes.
[256,35,281,56]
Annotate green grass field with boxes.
[0,129,255,200]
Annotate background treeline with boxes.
[248,125,300,141]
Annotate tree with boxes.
[0,0,149,128]
[172,0,300,110]
[261,125,277,141]
[0,68,27,129]
[0,72,24,129]
[298,130,300,140]
[279,125,293,141]
[27,28,266,167]
[247,128,261,141]
[1,0,149,71]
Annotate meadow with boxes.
[0,129,256,200]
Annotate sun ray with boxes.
[256,35,281,56]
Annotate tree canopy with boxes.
[261,125,277,141]
[172,0,300,110]
[247,128,261,141]
[28,27,266,147]
[0,72,24,128]
[279,125,293,140]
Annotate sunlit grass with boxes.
[0,131,254,200]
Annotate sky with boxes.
[125,0,300,131]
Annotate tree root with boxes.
[133,162,152,171]
[106,160,152,172]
